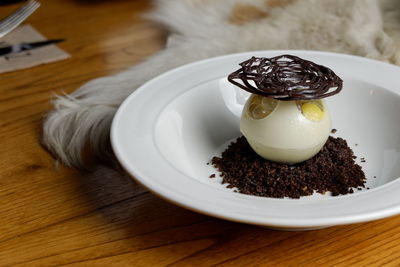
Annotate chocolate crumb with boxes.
[331,129,337,134]
[206,162,210,165]
[373,176,376,178]
[360,158,366,163]
[211,136,366,199]
[355,143,358,146]
[209,174,216,178]
[367,187,370,190]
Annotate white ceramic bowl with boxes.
[111,51,400,230]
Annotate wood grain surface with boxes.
[0,1,399,266]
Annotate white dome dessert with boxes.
[240,94,331,164]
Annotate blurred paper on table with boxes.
[0,24,70,74]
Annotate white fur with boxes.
[42,0,400,168]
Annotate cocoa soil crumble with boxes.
[211,136,366,198]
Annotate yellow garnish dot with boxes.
[301,102,324,121]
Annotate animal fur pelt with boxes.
[42,0,400,168]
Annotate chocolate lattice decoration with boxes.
[227,55,343,100]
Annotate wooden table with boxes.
[1,1,399,266]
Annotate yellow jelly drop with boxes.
[301,102,324,121]
[251,105,269,119]
[261,97,278,113]
[247,95,278,119]
[251,95,263,104]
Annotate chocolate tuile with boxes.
[228,55,342,100]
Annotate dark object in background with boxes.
[0,39,65,57]
[0,0,25,5]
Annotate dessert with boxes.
[228,55,342,164]
[210,54,366,198]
